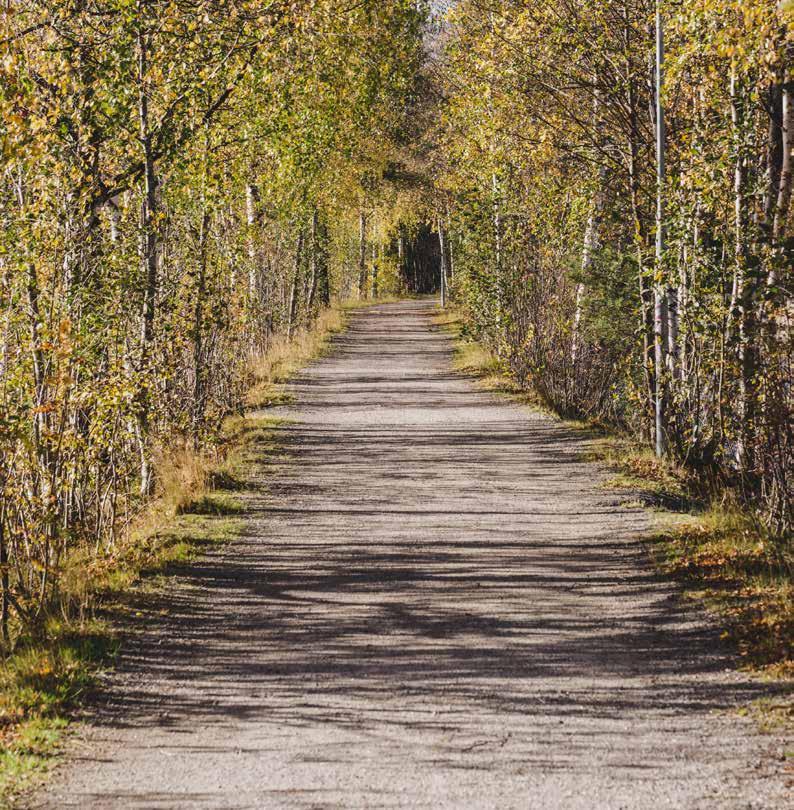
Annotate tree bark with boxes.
[732,69,757,469]
[653,1,667,457]
[136,20,158,496]
[358,210,368,299]
[572,79,606,370]
[287,228,304,339]
[438,216,448,307]
[191,208,210,448]
[307,207,319,316]
[492,173,503,314]
[246,182,260,302]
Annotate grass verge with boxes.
[0,305,349,806]
[246,306,346,408]
[436,305,793,689]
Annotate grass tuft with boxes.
[652,505,793,677]
[247,307,346,408]
[584,435,697,509]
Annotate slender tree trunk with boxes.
[438,216,448,307]
[653,1,667,457]
[763,81,783,235]
[492,173,503,313]
[357,210,368,299]
[572,78,606,369]
[287,229,304,339]
[191,209,210,448]
[307,207,319,316]
[371,242,378,298]
[732,69,756,469]
[136,21,158,496]
[771,63,793,300]
[447,225,455,280]
[0,503,8,647]
[318,218,330,307]
[624,5,654,436]
[245,182,260,301]
[397,226,405,291]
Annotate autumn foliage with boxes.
[0,0,424,645]
[433,0,793,534]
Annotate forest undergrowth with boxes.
[436,308,793,690]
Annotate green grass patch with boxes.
[0,619,118,805]
[175,492,245,516]
[0,717,68,806]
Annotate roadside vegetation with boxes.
[0,1,426,653]
[0,304,349,805]
[0,0,429,797]
[2,0,793,794]
[429,1,793,542]
[438,307,793,684]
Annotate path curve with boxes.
[31,301,790,809]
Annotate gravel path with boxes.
[31,300,791,809]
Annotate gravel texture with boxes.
[29,300,792,809]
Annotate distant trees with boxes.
[0,0,425,643]
[434,0,793,531]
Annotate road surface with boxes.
[31,300,791,809]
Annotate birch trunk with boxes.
[358,211,368,299]
[626,23,654,432]
[307,207,319,316]
[246,182,260,301]
[732,69,756,468]
[136,21,158,496]
[397,227,405,291]
[287,229,304,340]
[192,208,210,447]
[438,216,448,307]
[653,2,667,457]
[771,64,793,297]
[371,242,378,298]
[492,173,503,317]
[572,77,606,370]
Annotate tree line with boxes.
[0,0,425,645]
[430,0,793,533]
[1,0,791,649]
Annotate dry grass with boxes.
[434,307,547,406]
[435,308,502,376]
[653,505,793,679]
[584,435,696,508]
[247,307,346,408]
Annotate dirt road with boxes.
[31,301,791,809]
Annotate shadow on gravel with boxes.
[86,416,786,739]
[52,302,788,809]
